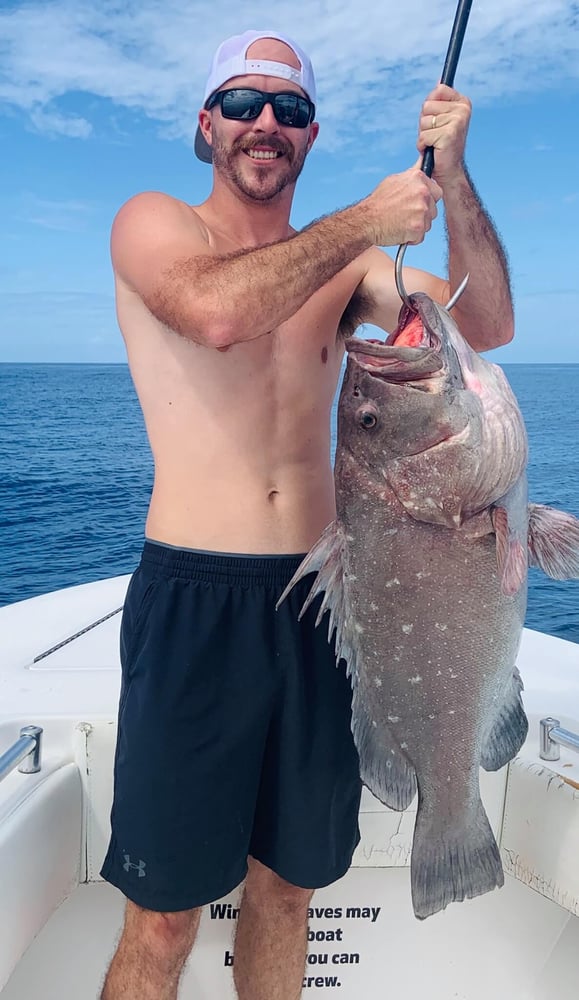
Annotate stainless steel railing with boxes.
[0,726,43,784]
[540,718,579,762]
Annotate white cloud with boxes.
[29,107,92,139]
[17,194,98,231]
[0,0,577,150]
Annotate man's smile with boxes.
[244,148,285,161]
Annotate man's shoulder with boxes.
[110,192,211,294]
[111,192,210,278]
[112,191,205,234]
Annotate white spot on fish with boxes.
[428,714,435,720]
[387,715,400,723]
[402,624,413,634]
[450,672,458,679]
[372,721,377,728]
[416,571,431,580]
[385,578,400,588]
[436,670,443,676]
[354,622,364,634]
[346,534,355,542]
[408,675,422,685]
[434,623,448,632]
[370,601,379,612]
[374,677,383,688]
[400,742,408,750]
[447,775,451,783]
[448,709,455,715]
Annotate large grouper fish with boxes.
[278,291,579,919]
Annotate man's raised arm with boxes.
[111,170,441,350]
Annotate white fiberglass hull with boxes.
[1,577,578,998]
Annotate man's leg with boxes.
[100,899,202,1000]
[233,857,314,1000]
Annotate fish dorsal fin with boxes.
[275,521,361,680]
[480,667,528,771]
[528,504,579,579]
[278,522,417,811]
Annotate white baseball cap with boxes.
[195,30,317,163]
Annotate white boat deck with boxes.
[1,577,579,998]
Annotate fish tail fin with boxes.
[411,795,504,920]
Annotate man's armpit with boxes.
[338,286,376,341]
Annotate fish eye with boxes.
[360,410,377,429]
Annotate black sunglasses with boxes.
[206,88,315,129]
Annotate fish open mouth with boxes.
[345,302,443,382]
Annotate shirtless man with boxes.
[100,29,513,1000]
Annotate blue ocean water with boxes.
[1,363,578,643]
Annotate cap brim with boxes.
[195,126,213,163]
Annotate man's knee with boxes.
[122,899,202,966]
[245,857,314,917]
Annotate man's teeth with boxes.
[247,150,280,160]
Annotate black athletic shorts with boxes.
[100,540,362,912]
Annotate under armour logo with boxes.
[123,854,146,877]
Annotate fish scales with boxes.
[279,291,579,919]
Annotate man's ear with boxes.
[198,108,212,146]
[307,121,320,152]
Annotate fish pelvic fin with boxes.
[481,667,528,771]
[491,476,529,597]
[492,506,527,597]
[352,692,417,810]
[411,795,504,920]
[528,504,579,579]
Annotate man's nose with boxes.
[253,100,279,132]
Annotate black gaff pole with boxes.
[422,0,474,178]
[395,0,474,308]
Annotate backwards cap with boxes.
[195,30,316,163]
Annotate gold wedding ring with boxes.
[432,115,437,129]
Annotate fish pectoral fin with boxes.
[528,503,579,579]
[480,667,528,771]
[491,506,528,597]
[351,694,417,811]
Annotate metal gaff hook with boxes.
[395,242,413,311]
[395,243,470,312]
[446,271,470,311]
[394,0,473,312]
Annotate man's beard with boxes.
[211,133,309,202]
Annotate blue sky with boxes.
[0,0,578,364]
